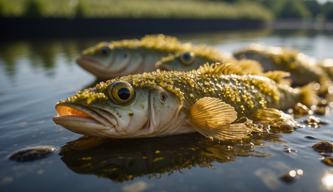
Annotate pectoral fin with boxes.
[254,108,299,131]
[190,97,252,140]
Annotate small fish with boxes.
[156,51,262,74]
[233,44,330,87]
[53,64,316,141]
[77,34,227,79]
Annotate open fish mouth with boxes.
[53,103,117,136]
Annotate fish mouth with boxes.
[76,56,115,79]
[53,103,118,136]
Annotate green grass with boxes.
[0,0,272,20]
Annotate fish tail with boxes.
[298,83,319,106]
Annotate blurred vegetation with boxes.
[0,0,271,20]
[0,0,332,21]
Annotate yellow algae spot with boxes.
[154,150,161,154]
[81,156,92,161]
[153,157,164,162]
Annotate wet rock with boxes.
[9,145,57,162]
[280,169,304,184]
[292,103,311,117]
[304,116,328,128]
[318,100,329,107]
[312,100,330,115]
[322,157,333,167]
[312,142,333,153]
[312,106,330,116]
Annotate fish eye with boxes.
[100,47,110,56]
[179,52,195,65]
[107,81,135,105]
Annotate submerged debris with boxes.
[9,145,57,162]
[312,142,333,153]
[322,157,333,167]
[305,136,318,140]
[304,116,328,128]
[283,146,297,153]
[292,103,311,117]
[279,169,304,183]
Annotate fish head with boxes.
[77,42,145,79]
[53,79,183,138]
[156,52,207,71]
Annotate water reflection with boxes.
[322,172,333,190]
[1,30,332,80]
[0,40,93,78]
[60,133,280,182]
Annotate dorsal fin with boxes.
[264,71,291,85]
[196,63,242,75]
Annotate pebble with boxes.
[304,116,328,128]
[292,103,311,117]
[313,106,330,116]
[9,145,57,162]
[322,157,333,167]
[312,142,333,153]
[280,169,304,183]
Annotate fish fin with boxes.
[237,59,263,74]
[254,108,298,130]
[197,63,242,75]
[190,97,251,140]
[298,83,319,106]
[195,123,253,141]
[264,71,291,85]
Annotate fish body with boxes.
[233,44,330,86]
[54,64,314,140]
[156,51,262,75]
[77,34,229,79]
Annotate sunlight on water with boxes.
[1,30,333,192]
[322,172,333,190]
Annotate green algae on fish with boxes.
[156,51,261,74]
[53,63,317,141]
[77,34,230,79]
[233,44,331,88]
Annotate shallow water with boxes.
[1,30,333,192]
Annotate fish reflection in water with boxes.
[60,133,280,182]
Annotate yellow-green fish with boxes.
[156,51,263,74]
[233,44,330,87]
[77,34,230,79]
[53,64,316,141]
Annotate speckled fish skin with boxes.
[77,35,180,79]
[77,34,230,79]
[156,52,261,74]
[71,71,298,113]
[54,67,308,139]
[233,44,330,86]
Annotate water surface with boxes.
[1,30,333,192]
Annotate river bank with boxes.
[0,17,267,39]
